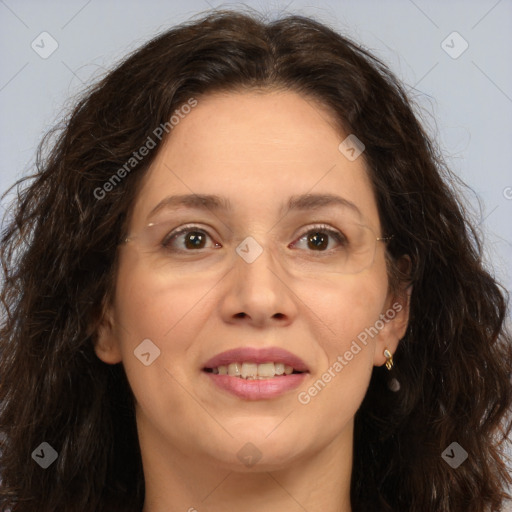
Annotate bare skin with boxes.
[95,90,410,512]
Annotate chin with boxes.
[207,429,307,471]
[213,445,305,473]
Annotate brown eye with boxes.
[306,231,329,250]
[161,226,219,252]
[293,225,348,252]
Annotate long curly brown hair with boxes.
[1,8,511,512]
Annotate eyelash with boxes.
[161,224,348,253]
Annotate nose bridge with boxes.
[233,232,284,288]
[226,231,293,320]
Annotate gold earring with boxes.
[384,349,394,371]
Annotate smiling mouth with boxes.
[203,361,306,379]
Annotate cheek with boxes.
[112,251,212,345]
[110,256,211,393]
[334,273,388,372]
[294,269,387,423]
[300,267,388,354]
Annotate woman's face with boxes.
[95,90,409,471]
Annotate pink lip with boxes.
[202,346,309,372]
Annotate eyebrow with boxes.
[147,192,362,220]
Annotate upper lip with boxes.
[203,346,309,372]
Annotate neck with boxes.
[138,413,354,512]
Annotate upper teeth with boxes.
[211,362,295,378]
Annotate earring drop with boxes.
[383,349,394,371]
[388,377,400,392]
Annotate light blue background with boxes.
[1,0,511,499]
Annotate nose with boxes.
[219,237,298,328]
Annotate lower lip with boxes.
[203,371,308,400]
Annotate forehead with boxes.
[130,90,380,230]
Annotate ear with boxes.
[374,255,412,368]
[93,302,123,364]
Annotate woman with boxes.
[1,8,511,512]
